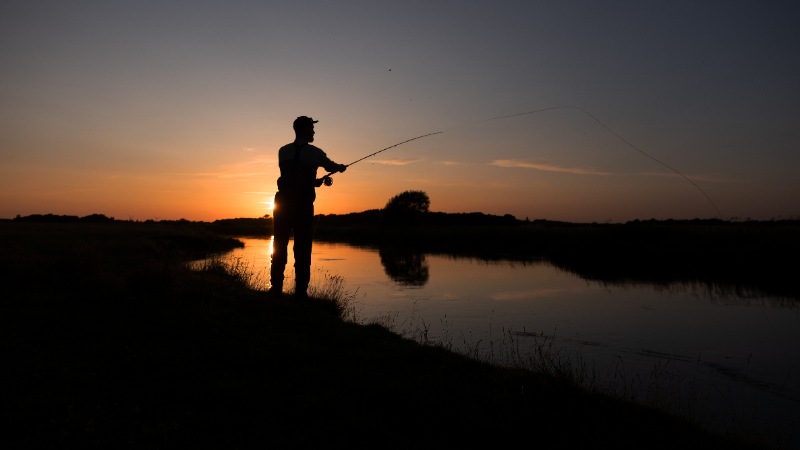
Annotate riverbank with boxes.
[0,222,769,448]
[312,217,800,300]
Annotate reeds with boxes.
[307,271,360,322]
[191,256,360,321]
[191,256,269,291]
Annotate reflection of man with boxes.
[268,116,347,299]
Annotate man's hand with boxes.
[315,175,334,187]
[338,164,347,173]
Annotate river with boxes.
[209,237,800,448]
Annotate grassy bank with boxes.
[0,221,768,448]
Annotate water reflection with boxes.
[379,246,429,287]
[210,238,800,449]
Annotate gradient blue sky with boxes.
[2,1,799,222]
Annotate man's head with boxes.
[293,116,317,143]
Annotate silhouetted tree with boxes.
[383,190,430,225]
[385,190,430,213]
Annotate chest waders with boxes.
[270,144,316,297]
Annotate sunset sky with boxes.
[2,1,799,222]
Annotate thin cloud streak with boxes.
[168,172,266,179]
[235,157,275,167]
[163,158,275,180]
[491,159,612,176]
[404,178,474,187]
[369,158,421,166]
[437,160,476,166]
[491,160,728,183]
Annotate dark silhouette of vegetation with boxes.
[385,190,430,213]
[314,209,520,231]
[210,216,271,236]
[383,190,430,224]
[0,220,765,449]
[318,216,800,300]
[309,192,800,300]
[9,208,799,299]
[13,213,115,223]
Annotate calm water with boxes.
[215,237,800,447]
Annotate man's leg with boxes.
[269,193,290,296]
[292,201,315,298]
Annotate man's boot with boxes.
[294,281,309,300]
[268,262,285,299]
[267,283,283,298]
[295,267,310,300]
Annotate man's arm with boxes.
[316,149,347,173]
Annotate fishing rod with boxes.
[317,131,443,185]
[316,110,572,185]
[316,106,722,219]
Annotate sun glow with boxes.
[263,197,275,215]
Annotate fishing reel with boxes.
[315,175,334,188]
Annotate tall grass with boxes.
[191,256,360,321]
[307,270,360,322]
[191,256,269,291]
[361,299,598,390]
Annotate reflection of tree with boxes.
[379,246,429,287]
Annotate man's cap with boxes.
[293,116,318,130]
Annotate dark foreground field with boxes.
[0,221,770,449]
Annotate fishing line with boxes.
[322,105,722,219]
[460,107,795,358]
[314,108,796,366]
[480,105,723,219]
[312,180,333,238]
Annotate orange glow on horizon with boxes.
[0,123,793,223]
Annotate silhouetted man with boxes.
[268,116,347,299]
